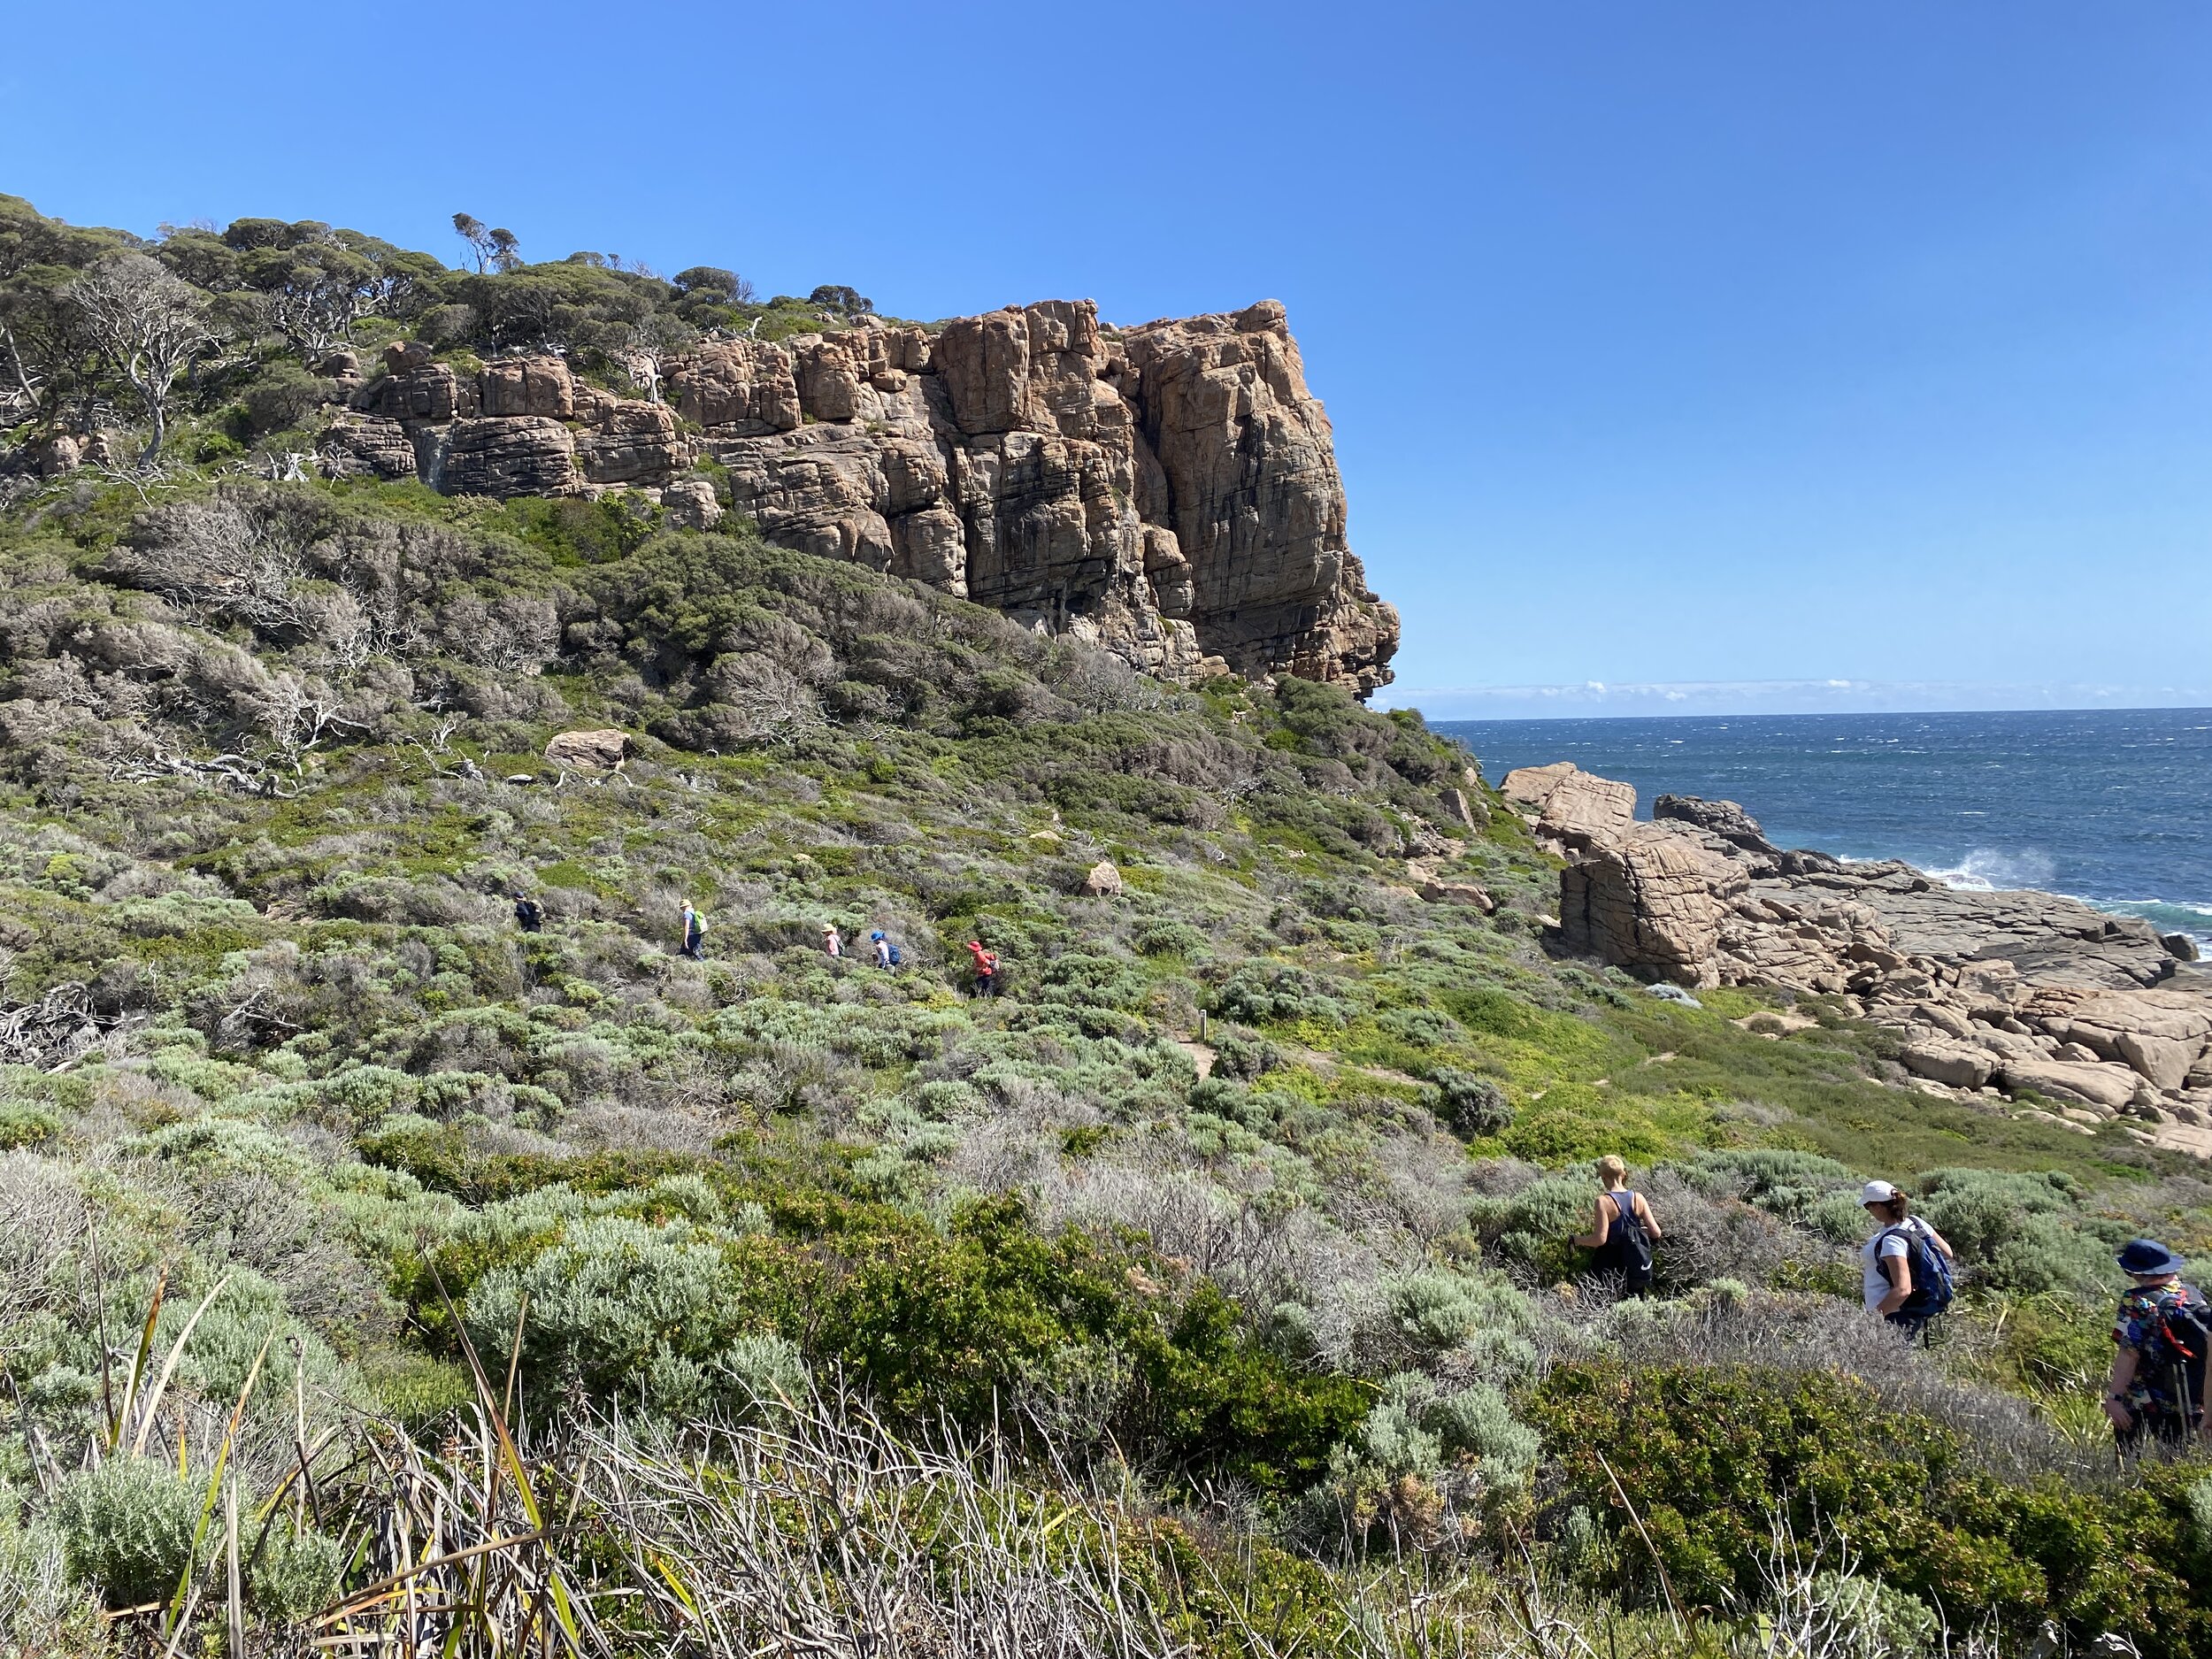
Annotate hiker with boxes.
[679,902,708,960]
[1571,1155,1663,1297]
[870,930,897,969]
[964,940,999,997]
[823,924,843,959]
[2102,1238,2210,1451]
[511,892,544,933]
[1861,1180,1955,1342]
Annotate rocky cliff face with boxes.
[319,300,1397,694]
[1508,764,2212,1156]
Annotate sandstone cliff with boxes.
[320,300,1397,694]
[1507,763,2212,1156]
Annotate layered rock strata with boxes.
[1505,764,2212,1154]
[314,301,1397,693]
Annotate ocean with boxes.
[1432,708,2212,952]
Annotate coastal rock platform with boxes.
[1505,763,2212,1156]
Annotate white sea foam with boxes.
[1924,848,2059,893]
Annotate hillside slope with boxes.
[0,197,2208,1656]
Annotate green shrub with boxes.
[248,1520,343,1621]
[1528,1362,2212,1652]
[1916,1168,2112,1299]
[54,1456,199,1609]
[465,1214,743,1408]
[1318,1371,1539,1545]
[1132,919,1207,957]
[0,1102,61,1149]
[1207,961,1350,1027]
[239,362,326,436]
[1428,1067,1511,1136]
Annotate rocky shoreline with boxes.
[1502,762,2212,1158]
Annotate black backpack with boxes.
[1881,1224,1955,1322]
[2138,1285,2211,1417]
[1606,1191,1654,1291]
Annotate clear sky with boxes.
[7,3,2207,718]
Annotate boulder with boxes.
[2161,932,2200,962]
[318,415,418,481]
[1560,823,1745,987]
[667,339,803,434]
[479,356,575,419]
[442,418,580,497]
[663,478,723,530]
[2116,1029,2201,1093]
[369,361,471,422]
[543,729,633,771]
[1653,795,1779,857]
[1501,762,1637,849]
[1900,1038,1997,1090]
[578,401,682,487]
[1440,787,1487,830]
[790,335,867,422]
[934,309,1031,435]
[1997,1059,2138,1113]
[1419,879,1496,911]
[33,434,82,477]
[1914,1002,1976,1041]
[1079,860,1125,898]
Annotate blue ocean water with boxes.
[1432,709,2212,950]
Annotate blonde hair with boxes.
[1595,1155,1628,1187]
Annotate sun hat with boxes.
[870,932,884,941]
[1860,1180,1900,1206]
[2116,1239,2186,1277]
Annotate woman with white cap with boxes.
[1860,1179,1956,1341]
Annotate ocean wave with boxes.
[2088,897,2212,951]
[1924,848,2058,892]
[1840,849,2212,950]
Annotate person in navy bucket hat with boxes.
[2116,1239,2187,1277]
[2101,1238,2209,1450]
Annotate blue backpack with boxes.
[887,942,902,965]
[1883,1225,1955,1320]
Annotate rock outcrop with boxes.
[543,729,632,771]
[1501,763,1637,851]
[313,299,1396,694]
[1519,767,2212,1154]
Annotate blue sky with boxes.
[7,2,2207,718]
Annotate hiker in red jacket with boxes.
[964,940,999,997]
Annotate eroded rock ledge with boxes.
[319,300,1397,694]
[1504,763,2212,1156]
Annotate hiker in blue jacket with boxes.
[1573,1155,1663,1297]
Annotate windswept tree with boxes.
[69,253,221,460]
[0,193,128,422]
[487,227,523,273]
[453,211,494,273]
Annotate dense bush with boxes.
[1530,1362,2212,1653]
[53,1457,199,1609]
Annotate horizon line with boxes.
[1404,702,2212,723]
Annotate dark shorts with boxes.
[1886,1311,1936,1345]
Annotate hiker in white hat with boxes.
[1860,1180,1957,1342]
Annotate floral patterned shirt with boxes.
[2112,1281,2209,1414]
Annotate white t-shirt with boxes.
[1862,1218,1929,1310]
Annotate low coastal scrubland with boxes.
[0,472,2205,1655]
